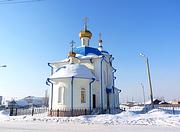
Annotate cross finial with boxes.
[83,17,89,30]
[99,33,102,40]
[70,40,75,52]
[98,32,103,44]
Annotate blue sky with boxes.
[0,0,179,102]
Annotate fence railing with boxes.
[49,108,90,117]
[6,107,48,116]
[6,107,102,117]
[120,104,180,114]
[5,104,180,117]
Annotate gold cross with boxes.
[83,17,89,30]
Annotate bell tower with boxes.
[79,17,92,46]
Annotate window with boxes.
[81,88,86,103]
[58,87,64,104]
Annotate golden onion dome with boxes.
[68,51,76,57]
[79,29,92,39]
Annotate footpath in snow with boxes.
[0,108,180,127]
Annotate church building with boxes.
[46,20,120,116]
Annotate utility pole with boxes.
[141,83,146,105]
[140,53,154,108]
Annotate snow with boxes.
[0,109,180,127]
[0,122,179,132]
[0,108,180,132]
[50,64,95,79]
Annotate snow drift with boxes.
[0,108,180,127]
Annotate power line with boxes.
[0,0,44,5]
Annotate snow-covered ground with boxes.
[0,108,180,132]
[0,122,179,132]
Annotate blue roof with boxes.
[101,50,109,54]
[74,46,102,56]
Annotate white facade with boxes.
[47,23,120,115]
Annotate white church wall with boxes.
[52,79,71,109]
[93,58,101,80]
[91,81,100,108]
[50,78,101,110]
[114,88,120,108]
[73,79,90,109]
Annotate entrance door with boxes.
[93,94,96,108]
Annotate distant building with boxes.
[146,99,162,105]
[171,100,180,104]
[5,96,45,108]
[7,100,18,109]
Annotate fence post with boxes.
[15,108,17,116]
[32,108,34,116]
[85,109,87,115]
[172,107,175,115]
[9,108,13,116]
[57,109,59,117]
[49,109,52,116]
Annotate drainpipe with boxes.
[117,89,122,108]
[109,55,113,66]
[71,76,74,116]
[48,63,54,75]
[47,63,54,111]
[112,65,116,108]
[89,78,95,114]
[100,56,105,112]
[46,78,53,115]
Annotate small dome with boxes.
[68,52,76,57]
[79,29,92,39]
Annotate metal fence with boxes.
[5,107,48,116]
[120,104,180,114]
[49,108,90,117]
[6,107,90,117]
[5,104,180,117]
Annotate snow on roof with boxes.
[50,63,95,80]
[49,58,69,66]
[76,54,99,59]
[16,99,29,107]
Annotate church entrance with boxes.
[93,94,96,108]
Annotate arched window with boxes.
[58,86,64,104]
[81,88,86,103]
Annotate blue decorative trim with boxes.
[89,78,95,114]
[100,56,105,111]
[71,76,74,116]
[106,88,112,93]
[46,78,53,111]
[51,76,98,81]
[101,51,109,54]
[48,63,54,111]
[55,66,66,72]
